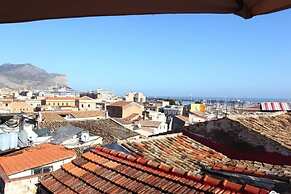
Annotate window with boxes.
[88,104,90,108]
[32,167,42,175]
[66,102,69,106]
[32,166,53,175]
[81,104,84,108]
[43,166,53,173]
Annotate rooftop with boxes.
[138,120,162,128]
[71,120,140,144]
[175,115,189,122]
[231,113,291,150]
[109,100,133,107]
[123,134,229,174]
[69,111,105,118]
[41,112,66,122]
[39,119,139,144]
[40,110,105,122]
[78,96,94,101]
[0,144,75,176]
[122,134,291,189]
[40,146,269,194]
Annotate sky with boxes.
[0,10,291,99]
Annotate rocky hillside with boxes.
[0,63,67,89]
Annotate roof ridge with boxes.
[126,133,183,143]
[92,146,270,194]
[212,163,290,182]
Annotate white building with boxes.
[133,120,168,137]
[143,110,167,123]
[188,111,207,123]
[96,89,115,101]
[0,119,19,151]
[50,125,103,149]
[162,105,184,117]
[125,92,146,103]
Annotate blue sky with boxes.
[0,10,291,98]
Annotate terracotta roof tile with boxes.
[122,134,229,174]
[41,112,66,122]
[39,119,140,144]
[109,101,132,107]
[175,115,189,122]
[123,133,291,184]
[244,184,261,194]
[69,111,105,118]
[222,180,243,191]
[232,113,291,150]
[40,146,269,194]
[0,144,75,176]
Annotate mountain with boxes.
[0,63,68,89]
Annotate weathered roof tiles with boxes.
[122,134,291,182]
[40,146,270,194]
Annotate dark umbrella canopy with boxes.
[0,0,291,23]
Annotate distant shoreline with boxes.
[148,96,291,103]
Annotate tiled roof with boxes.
[112,118,133,125]
[189,111,207,119]
[71,120,140,144]
[38,121,68,131]
[70,111,105,118]
[0,144,75,176]
[41,112,66,122]
[39,119,139,145]
[40,146,269,194]
[124,113,140,121]
[41,111,105,122]
[109,101,132,107]
[112,113,142,125]
[122,134,291,184]
[175,115,189,122]
[138,120,161,128]
[123,134,229,174]
[231,113,291,150]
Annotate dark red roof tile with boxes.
[146,160,160,169]
[222,180,243,191]
[136,157,149,165]
[126,154,136,162]
[203,175,221,186]
[243,184,261,194]
[171,167,186,176]
[158,163,171,172]
[117,152,128,159]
